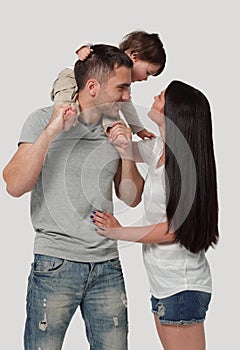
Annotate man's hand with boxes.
[108,120,132,154]
[46,105,78,137]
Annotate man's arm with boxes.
[3,135,53,197]
[3,105,77,197]
[113,157,144,207]
[111,122,144,207]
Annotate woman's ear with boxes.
[86,79,100,96]
[129,52,138,62]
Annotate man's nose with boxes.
[122,89,131,101]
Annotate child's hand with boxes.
[137,128,156,140]
[76,46,93,61]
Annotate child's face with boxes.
[130,57,160,82]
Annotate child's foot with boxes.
[63,105,78,131]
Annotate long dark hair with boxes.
[164,80,219,253]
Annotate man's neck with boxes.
[79,108,102,126]
[77,97,102,125]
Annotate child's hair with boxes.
[164,80,219,253]
[74,44,133,91]
[119,30,166,75]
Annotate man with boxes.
[3,44,144,350]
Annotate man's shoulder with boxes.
[25,105,54,128]
[29,105,54,120]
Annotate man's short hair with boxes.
[74,44,133,91]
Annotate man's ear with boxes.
[86,79,100,96]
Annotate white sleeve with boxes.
[137,137,163,165]
[65,41,93,70]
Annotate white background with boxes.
[0,1,238,349]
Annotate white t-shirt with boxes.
[138,137,212,299]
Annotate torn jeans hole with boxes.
[113,317,119,327]
[39,298,48,331]
[157,303,165,317]
[121,293,128,308]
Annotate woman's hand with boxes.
[90,211,122,240]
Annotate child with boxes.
[50,31,166,145]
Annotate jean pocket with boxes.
[33,255,65,274]
[107,258,122,271]
[196,291,211,310]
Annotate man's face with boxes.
[96,66,131,117]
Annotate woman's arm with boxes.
[91,211,175,244]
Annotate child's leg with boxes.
[50,68,79,113]
[102,116,120,135]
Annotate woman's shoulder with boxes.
[138,137,163,165]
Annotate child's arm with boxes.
[50,68,78,105]
[76,43,93,60]
[50,42,93,106]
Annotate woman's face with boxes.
[148,90,166,125]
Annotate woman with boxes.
[91,80,219,350]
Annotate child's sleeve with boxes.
[75,41,93,54]
[50,42,93,105]
[120,100,144,134]
[50,68,78,105]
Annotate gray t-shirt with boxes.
[19,106,120,262]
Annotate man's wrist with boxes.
[44,125,59,140]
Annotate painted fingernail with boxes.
[92,220,95,223]
[92,210,96,214]
[90,215,94,218]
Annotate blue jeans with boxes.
[24,254,128,350]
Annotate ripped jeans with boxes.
[24,254,128,350]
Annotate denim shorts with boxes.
[151,290,211,325]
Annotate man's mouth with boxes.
[114,103,121,110]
